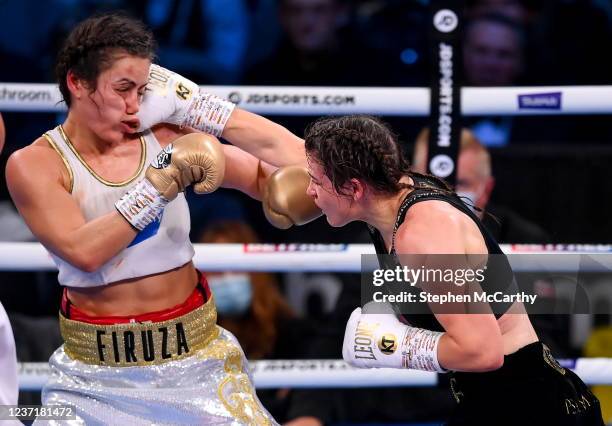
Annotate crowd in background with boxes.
[0,1,612,424]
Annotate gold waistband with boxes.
[60,296,219,367]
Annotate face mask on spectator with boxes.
[208,273,253,316]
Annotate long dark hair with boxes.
[55,12,156,107]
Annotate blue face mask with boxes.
[208,273,253,316]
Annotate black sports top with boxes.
[367,173,514,332]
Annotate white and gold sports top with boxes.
[43,126,194,288]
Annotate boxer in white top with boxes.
[6,13,317,425]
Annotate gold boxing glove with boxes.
[262,166,322,229]
[116,133,225,230]
[145,133,225,199]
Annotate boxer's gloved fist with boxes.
[262,166,322,229]
[342,303,408,369]
[138,64,235,136]
[342,302,447,372]
[116,133,225,230]
[145,133,225,200]
[137,64,199,131]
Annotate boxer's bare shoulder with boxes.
[7,136,71,193]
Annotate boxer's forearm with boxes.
[47,211,138,273]
[222,108,306,167]
[437,329,504,372]
[220,145,277,201]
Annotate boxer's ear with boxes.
[66,70,87,100]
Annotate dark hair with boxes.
[55,13,156,107]
[305,115,414,196]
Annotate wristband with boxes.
[115,179,169,231]
[183,92,235,137]
[402,327,448,373]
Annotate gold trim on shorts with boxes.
[60,296,219,367]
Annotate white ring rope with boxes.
[17,360,436,391]
[0,242,611,272]
[1,83,610,115]
[16,358,612,391]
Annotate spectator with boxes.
[462,13,526,147]
[140,0,249,84]
[412,127,550,243]
[200,220,297,359]
[466,0,539,26]
[349,0,429,86]
[462,9,612,146]
[464,13,526,88]
[245,0,397,86]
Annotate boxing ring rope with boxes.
[18,361,438,391]
[1,83,611,115]
[1,242,612,272]
[15,357,612,391]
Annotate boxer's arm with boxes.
[139,65,305,167]
[396,210,504,372]
[222,108,306,167]
[221,144,276,201]
[153,124,275,200]
[203,144,319,227]
[6,143,137,272]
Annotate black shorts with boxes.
[447,342,603,426]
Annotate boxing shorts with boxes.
[448,341,604,426]
[34,272,277,425]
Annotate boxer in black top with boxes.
[303,114,603,425]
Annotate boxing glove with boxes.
[138,64,235,137]
[342,302,447,372]
[116,133,225,230]
[262,166,322,229]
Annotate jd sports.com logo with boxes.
[378,333,397,355]
[434,9,458,33]
[430,154,455,178]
